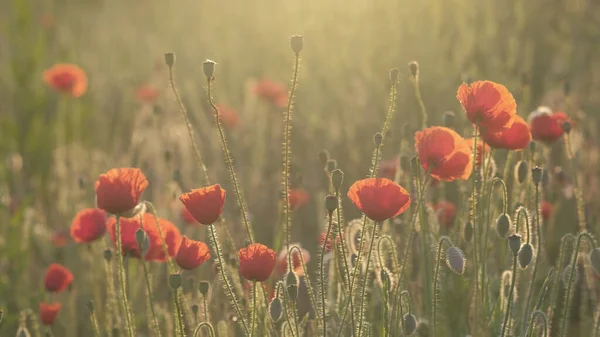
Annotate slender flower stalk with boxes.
[140,255,162,337]
[432,236,453,335]
[87,301,101,337]
[470,120,481,327]
[319,204,335,336]
[500,254,518,337]
[114,215,135,337]
[250,281,257,337]
[548,234,575,326]
[526,310,548,337]
[193,322,216,337]
[522,178,543,329]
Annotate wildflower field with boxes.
[2,0,600,336]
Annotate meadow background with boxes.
[1,0,600,336]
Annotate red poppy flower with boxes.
[136,85,159,103]
[528,107,570,143]
[106,213,182,262]
[70,208,107,243]
[465,138,490,167]
[275,245,311,277]
[39,302,61,326]
[175,236,211,270]
[481,115,531,151]
[378,158,399,179]
[347,178,411,221]
[215,104,239,129]
[253,78,288,108]
[456,80,517,131]
[179,184,226,225]
[44,263,74,293]
[540,200,552,222]
[431,201,457,229]
[51,230,70,248]
[43,64,88,97]
[180,207,198,225]
[415,127,473,181]
[95,168,148,216]
[238,243,277,282]
[289,188,310,210]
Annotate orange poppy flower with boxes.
[528,107,570,143]
[456,81,517,131]
[106,213,182,262]
[136,85,159,103]
[43,64,88,97]
[481,115,531,150]
[431,201,457,229]
[289,188,310,210]
[238,243,277,282]
[44,263,74,293]
[465,138,491,167]
[70,208,107,243]
[175,236,211,270]
[180,207,198,225]
[347,178,411,221]
[51,230,70,248]
[540,200,552,222]
[95,168,148,216]
[253,78,288,108]
[179,184,226,225]
[275,245,311,277]
[39,302,61,326]
[415,127,473,181]
[215,104,239,129]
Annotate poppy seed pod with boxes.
[168,274,182,290]
[403,313,417,335]
[326,159,337,172]
[165,53,175,67]
[135,229,150,257]
[331,169,344,191]
[518,243,533,269]
[374,132,383,146]
[515,160,529,184]
[446,246,466,275]
[408,61,419,78]
[290,35,303,54]
[589,248,600,275]
[198,281,210,296]
[269,297,283,322]
[410,156,420,177]
[496,214,511,239]
[532,167,543,185]
[325,195,338,213]
[464,221,474,242]
[389,68,399,83]
[508,234,522,256]
[203,60,216,79]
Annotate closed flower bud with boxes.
[589,248,600,274]
[269,297,283,322]
[199,281,210,296]
[285,271,299,288]
[515,160,529,184]
[562,121,572,134]
[389,68,399,83]
[374,132,383,146]
[168,274,182,290]
[408,61,419,78]
[191,304,199,315]
[326,159,337,172]
[403,313,417,335]
[287,284,298,300]
[325,195,338,213]
[164,53,175,68]
[496,214,511,239]
[290,35,303,54]
[103,249,113,261]
[464,221,474,242]
[443,111,455,128]
[203,60,217,79]
[446,246,466,275]
[518,243,533,268]
[508,234,522,256]
[331,169,344,191]
[318,150,330,166]
[135,229,150,257]
[532,167,543,185]
[86,300,95,313]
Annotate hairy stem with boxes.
[115,216,135,337]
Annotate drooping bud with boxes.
[169,274,182,290]
[408,61,419,78]
[285,271,299,300]
[290,35,303,54]
[531,167,543,185]
[464,221,474,242]
[331,169,344,191]
[403,313,417,335]
[269,297,283,322]
[508,234,522,256]
[202,59,217,79]
[515,160,529,184]
[589,248,600,274]
[199,281,210,296]
[164,53,175,68]
[518,243,533,269]
[446,246,466,275]
[496,214,511,239]
[325,195,338,213]
[374,132,383,147]
[135,229,150,257]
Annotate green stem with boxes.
[500,255,518,337]
[526,310,548,337]
[320,211,335,336]
[515,206,531,244]
[141,258,162,337]
[548,235,575,326]
[203,295,209,322]
[357,221,384,336]
[280,282,298,337]
[335,189,356,337]
[412,75,427,129]
[173,289,185,337]
[89,311,101,337]
[523,182,542,330]
[251,281,257,337]
[432,236,453,336]
[193,322,216,337]
[470,121,481,330]
[115,215,135,337]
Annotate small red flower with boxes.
[289,188,310,210]
[51,230,70,248]
[528,107,570,143]
[95,168,148,216]
[378,158,399,179]
[540,200,552,223]
[456,80,517,131]
[43,64,88,97]
[238,243,277,282]
[253,78,288,108]
[176,236,211,270]
[431,201,457,229]
[180,207,198,225]
[275,245,311,277]
[415,127,473,181]
[348,178,411,221]
[465,138,490,167]
[481,115,531,151]
[179,184,226,225]
[39,302,61,326]
[106,213,182,262]
[215,104,239,129]
[44,263,74,293]
[70,208,107,243]
[136,85,159,103]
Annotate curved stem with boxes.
[193,322,216,337]
[115,216,135,337]
[250,281,257,337]
[500,255,518,337]
[377,235,400,274]
[287,245,319,320]
[515,206,531,244]
[141,258,162,337]
[320,210,334,336]
[526,310,548,337]
[432,236,453,336]
[89,310,101,337]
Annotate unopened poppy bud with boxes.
[285,271,299,288]
[562,121,572,134]
[269,297,283,322]
[326,159,337,172]
[203,60,217,79]
[508,234,522,256]
[515,160,529,184]
[589,248,600,274]
[410,156,420,177]
[169,274,182,290]
[518,243,533,269]
[165,53,175,68]
[290,35,303,54]
[318,149,330,166]
[443,111,455,128]
[199,281,210,295]
[135,229,150,257]
[86,300,95,313]
[400,155,411,172]
[191,304,199,315]
[389,68,399,83]
[403,313,417,335]
[496,214,511,239]
[446,246,466,275]
[408,61,419,78]
[325,195,338,213]
[287,284,298,300]
[331,169,344,191]
[531,167,543,185]
[374,132,383,146]
[103,249,113,261]
[464,221,474,242]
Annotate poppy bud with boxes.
[290,35,303,54]
[496,214,511,239]
[331,169,344,191]
[164,53,175,68]
[389,68,399,83]
[374,132,383,147]
[518,243,533,268]
[515,160,529,184]
[326,159,337,172]
[408,61,419,78]
[562,121,572,134]
[203,60,217,79]
[103,249,113,262]
[589,248,600,274]
[464,221,474,242]
[169,274,182,290]
[325,195,338,213]
[87,300,95,313]
[531,167,543,185]
[269,297,283,322]
[318,149,330,166]
[443,111,455,128]
[199,281,210,296]
[135,229,149,257]
[410,156,420,177]
[287,284,298,301]
[446,246,466,275]
[285,271,299,288]
[508,234,522,256]
[403,313,417,335]
[191,304,199,315]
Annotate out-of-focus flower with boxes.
[43,64,88,97]
[289,188,309,210]
[70,208,107,243]
[238,243,277,282]
[528,107,570,143]
[176,236,211,270]
[44,263,74,293]
[541,200,552,223]
[431,201,457,229]
[39,302,61,325]
[95,168,148,216]
[51,230,70,248]
[253,78,288,108]
[275,244,311,277]
[179,184,226,225]
[136,85,159,104]
[180,207,198,225]
[415,127,473,181]
[378,158,399,179]
[215,104,239,129]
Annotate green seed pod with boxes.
[389,68,399,83]
[408,61,419,78]
[374,132,383,146]
[515,160,529,184]
[269,297,283,322]
[464,221,474,242]
[103,249,113,262]
[532,167,543,185]
[199,281,210,296]
[87,300,95,313]
[290,35,303,54]
[496,213,511,239]
[164,53,175,67]
[135,229,149,257]
[168,274,182,290]
[403,313,417,335]
[508,234,522,256]
[325,195,338,212]
[331,169,344,191]
[446,246,466,275]
[518,243,533,269]
[589,248,600,275]
[203,59,217,79]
